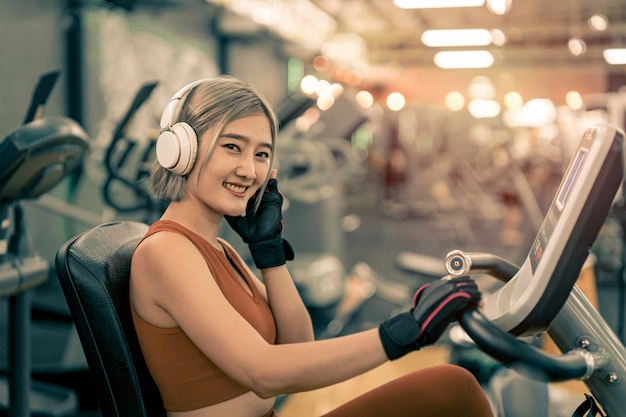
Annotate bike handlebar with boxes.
[445,250,519,283]
[459,308,601,382]
[445,249,607,382]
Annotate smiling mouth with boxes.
[223,181,248,195]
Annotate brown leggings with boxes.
[272,364,494,417]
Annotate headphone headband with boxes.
[159,79,208,131]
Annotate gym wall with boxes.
[1,0,290,262]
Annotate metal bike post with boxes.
[548,285,626,415]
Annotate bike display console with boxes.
[482,123,624,336]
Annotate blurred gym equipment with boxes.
[0,70,89,417]
[278,134,366,311]
[101,81,162,219]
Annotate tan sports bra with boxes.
[131,220,277,411]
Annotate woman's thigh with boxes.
[319,364,493,417]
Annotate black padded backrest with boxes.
[55,221,166,417]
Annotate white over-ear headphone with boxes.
[156,80,207,175]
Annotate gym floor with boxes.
[1,177,624,416]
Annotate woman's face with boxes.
[186,114,273,217]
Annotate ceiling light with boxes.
[226,0,336,50]
[603,49,626,65]
[503,98,556,127]
[490,29,506,46]
[300,75,319,95]
[524,98,556,122]
[486,0,511,15]
[315,79,331,97]
[422,29,492,47]
[566,91,583,110]
[468,75,495,99]
[356,91,374,109]
[434,51,494,69]
[588,14,608,32]
[330,83,344,98]
[445,91,465,111]
[568,38,587,56]
[468,99,501,118]
[317,94,335,111]
[312,55,330,72]
[386,92,406,111]
[504,91,523,110]
[394,0,485,9]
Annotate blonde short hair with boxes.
[149,76,278,205]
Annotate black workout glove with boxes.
[225,179,295,269]
[378,276,482,360]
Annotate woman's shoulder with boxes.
[134,222,198,265]
[146,219,190,235]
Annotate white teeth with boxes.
[223,182,246,194]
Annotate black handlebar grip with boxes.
[459,308,590,382]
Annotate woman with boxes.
[129,75,494,417]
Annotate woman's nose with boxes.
[235,155,256,179]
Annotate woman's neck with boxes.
[160,200,222,245]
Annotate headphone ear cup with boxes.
[155,122,198,175]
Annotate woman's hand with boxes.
[225,174,294,269]
[378,276,482,360]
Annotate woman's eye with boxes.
[257,151,270,159]
[224,143,241,152]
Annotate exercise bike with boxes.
[442,122,625,416]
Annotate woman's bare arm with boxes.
[259,265,314,344]
[220,239,314,344]
[131,232,388,399]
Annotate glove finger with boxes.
[450,275,473,283]
[420,279,456,303]
[261,182,283,206]
[419,294,475,334]
[224,215,238,230]
[266,182,287,209]
[258,204,282,237]
[248,178,279,211]
[453,278,478,290]
[257,179,284,237]
[225,213,246,231]
[247,181,268,210]
[246,193,258,212]
[265,178,278,193]
[412,276,479,318]
[261,193,283,211]
[449,277,481,303]
[459,286,482,302]
[450,277,477,290]
[225,213,255,242]
[452,280,481,303]
[417,297,471,346]
[412,283,431,308]
[412,280,457,319]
